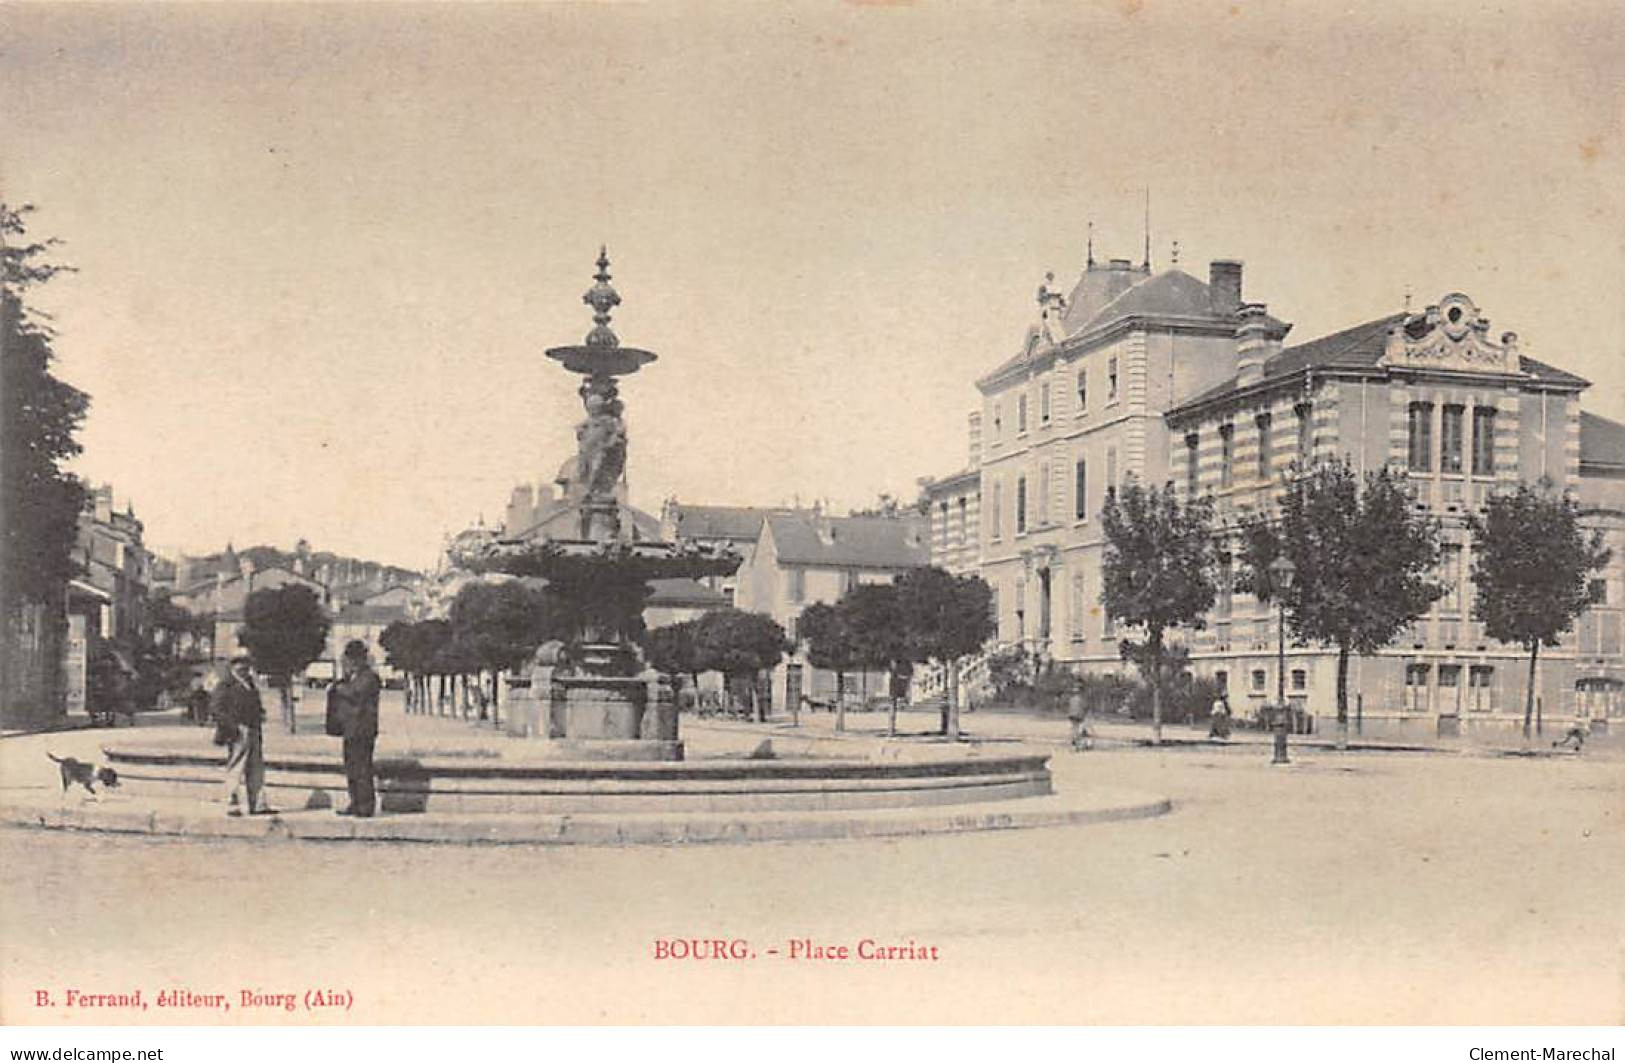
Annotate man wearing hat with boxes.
[212,650,270,815]
[330,639,381,817]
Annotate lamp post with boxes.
[1269,554,1296,766]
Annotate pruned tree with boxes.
[691,608,789,722]
[449,579,555,721]
[1239,458,1443,749]
[1468,482,1610,739]
[1100,475,1217,745]
[798,601,858,732]
[838,581,910,736]
[896,566,995,739]
[644,619,703,704]
[239,584,331,733]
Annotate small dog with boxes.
[47,753,120,798]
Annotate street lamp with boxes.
[1269,554,1297,766]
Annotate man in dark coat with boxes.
[212,652,270,815]
[331,640,381,817]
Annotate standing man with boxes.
[213,651,270,815]
[332,639,381,817]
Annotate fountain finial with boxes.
[583,246,621,348]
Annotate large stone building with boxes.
[924,251,1624,737]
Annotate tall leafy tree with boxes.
[839,581,911,736]
[691,608,789,722]
[896,566,995,739]
[449,579,556,719]
[2,203,88,673]
[1467,483,1610,739]
[1239,458,1443,749]
[798,601,858,732]
[644,619,703,702]
[239,584,331,733]
[1100,476,1217,745]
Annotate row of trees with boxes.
[790,567,992,737]
[1099,458,1609,746]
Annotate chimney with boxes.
[1210,260,1243,315]
[1235,303,1278,387]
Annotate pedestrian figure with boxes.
[186,677,211,726]
[330,640,381,817]
[1067,688,1092,752]
[1208,691,1232,740]
[212,651,270,815]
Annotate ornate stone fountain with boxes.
[453,250,738,760]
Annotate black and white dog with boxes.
[47,753,120,799]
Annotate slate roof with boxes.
[765,514,928,569]
[1169,313,1594,418]
[980,265,1285,387]
[669,504,809,543]
[1581,412,1625,469]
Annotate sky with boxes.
[2,1,1621,571]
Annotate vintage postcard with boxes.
[1,0,1621,1031]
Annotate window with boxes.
[1469,665,1494,712]
[1441,405,1464,473]
[1014,579,1026,639]
[1590,578,1609,606]
[993,402,1003,437]
[1217,552,1234,615]
[1107,357,1119,401]
[957,497,968,547]
[1219,424,1234,489]
[1036,462,1049,526]
[1472,407,1496,476]
[1070,572,1085,641]
[1438,664,1461,713]
[1040,382,1051,424]
[1404,663,1430,712]
[1076,368,1087,413]
[1186,432,1200,498]
[1018,394,1028,434]
[1105,447,1118,496]
[1291,669,1307,691]
[1074,459,1088,521]
[842,569,859,594]
[1256,412,1272,481]
[1251,669,1267,692]
[1408,402,1434,472]
[1016,476,1027,534]
[991,479,1003,539]
[1439,543,1463,612]
[788,568,805,604]
[1295,402,1313,466]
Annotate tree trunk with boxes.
[946,657,961,741]
[835,671,846,733]
[490,670,500,728]
[1524,640,1539,742]
[280,681,296,735]
[887,670,898,737]
[1148,629,1164,746]
[1336,643,1351,751]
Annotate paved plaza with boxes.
[1,696,1619,1025]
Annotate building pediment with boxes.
[1379,293,1522,375]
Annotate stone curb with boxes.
[0,788,1172,846]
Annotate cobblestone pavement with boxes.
[3,699,1619,1024]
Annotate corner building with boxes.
[926,255,1624,738]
